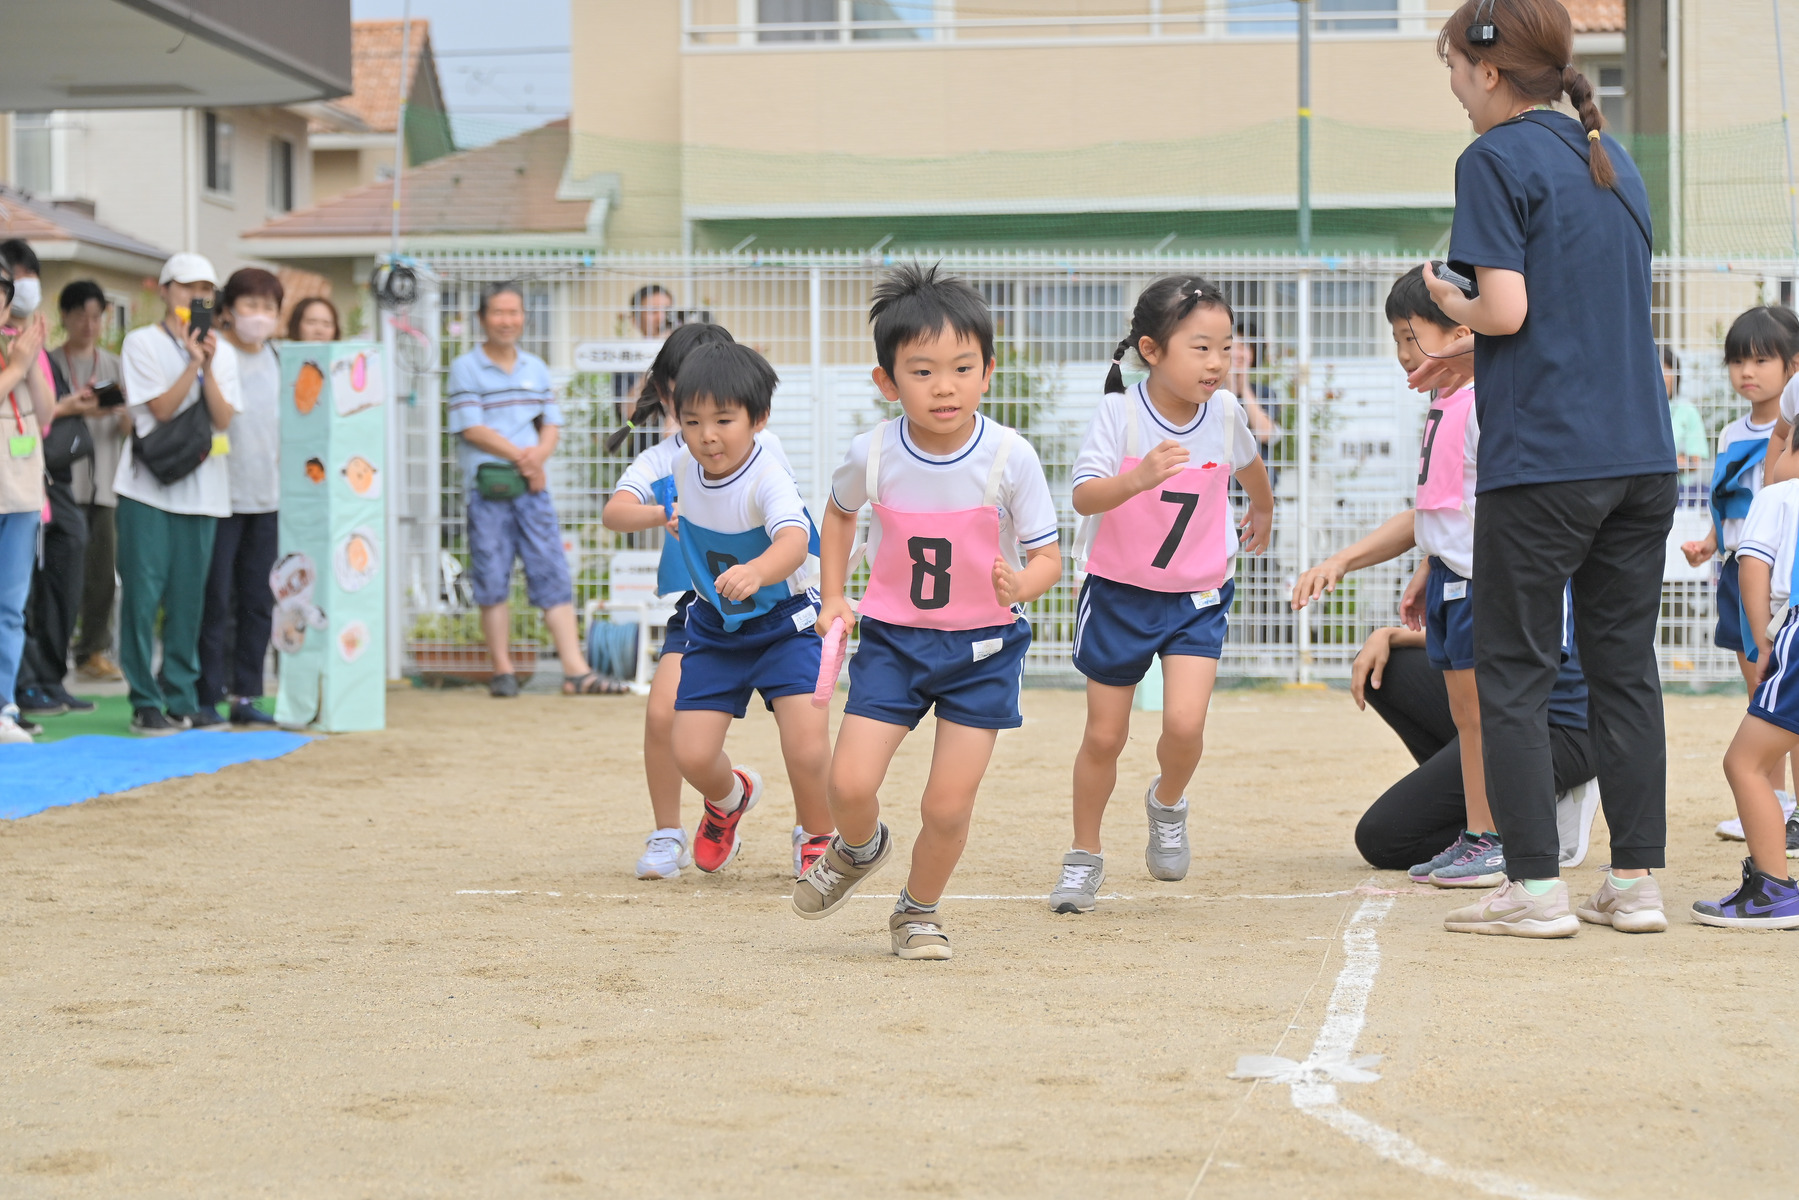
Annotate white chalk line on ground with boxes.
[452,885,1438,902]
[1193,893,1591,1200]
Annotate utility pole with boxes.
[390,0,413,260]
[1297,0,1312,255]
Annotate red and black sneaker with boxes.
[692,767,761,873]
[792,828,833,879]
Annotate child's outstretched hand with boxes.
[992,557,1022,607]
[714,560,766,602]
[1129,439,1190,494]
[1291,557,1345,611]
[815,592,857,637]
[1239,503,1272,555]
[1399,566,1428,631]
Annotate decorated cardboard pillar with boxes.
[273,342,387,732]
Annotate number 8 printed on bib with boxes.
[856,420,1021,632]
[1082,398,1229,593]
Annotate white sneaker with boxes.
[0,705,32,745]
[1556,778,1602,866]
[1718,790,1796,841]
[636,827,687,880]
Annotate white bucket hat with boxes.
[159,252,219,286]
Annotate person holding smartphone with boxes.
[115,252,242,736]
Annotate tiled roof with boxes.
[327,19,439,135]
[244,120,589,240]
[0,185,169,262]
[1564,0,1624,33]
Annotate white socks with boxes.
[712,772,745,814]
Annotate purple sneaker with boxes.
[1692,858,1799,929]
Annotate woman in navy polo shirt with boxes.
[1411,0,1677,938]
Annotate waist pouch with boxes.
[42,415,93,476]
[475,461,528,501]
[131,397,212,486]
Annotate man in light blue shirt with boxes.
[447,283,613,696]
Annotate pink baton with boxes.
[812,617,847,708]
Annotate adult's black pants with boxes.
[198,510,279,704]
[1474,474,1676,879]
[1354,645,1594,870]
[74,502,116,661]
[19,479,88,691]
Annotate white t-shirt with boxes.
[1717,413,1777,552]
[1071,383,1259,568]
[218,339,280,514]
[674,440,813,597]
[1780,374,1799,425]
[618,428,793,505]
[114,323,243,517]
[1739,478,1799,610]
[1413,390,1480,580]
[830,414,1060,571]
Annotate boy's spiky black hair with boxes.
[673,340,779,423]
[1384,265,1459,333]
[1725,305,1799,365]
[868,262,995,377]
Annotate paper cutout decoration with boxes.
[333,527,380,592]
[305,457,325,483]
[340,454,379,498]
[331,352,381,416]
[294,361,325,414]
[337,620,370,662]
[268,552,327,652]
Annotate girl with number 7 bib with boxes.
[792,263,1063,960]
[1047,277,1273,914]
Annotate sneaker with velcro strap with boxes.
[889,908,951,960]
[1048,849,1105,913]
[791,823,892,919]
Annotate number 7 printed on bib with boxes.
[1082,400,1229,593]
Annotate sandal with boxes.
[563,671,627,695]
[489,673,520,698]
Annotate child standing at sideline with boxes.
[792,264,1062,960]
[1046,276,1273,913]
[601,324,828,880]
[1695,468,1799,926]
[660,342,833,875]
[1682,306,1799,827]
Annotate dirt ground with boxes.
[3,684,1794,1199]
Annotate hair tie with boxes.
[1587,129,1601,142]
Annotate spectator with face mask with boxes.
[0,240,43,325]
[197,268,284,725]
[0,270,55,743]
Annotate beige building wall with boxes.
[310,137,398,206]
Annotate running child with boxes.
[601,324,829,880]
[791,263,1062,960]
[1681,306,1799,825]
[658,341,833,876]
[1695,468,1799,927]
[1289,265,1514,890]
[1044,276,1272,913]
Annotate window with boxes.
[759,0,837,41]
[268,137,294,212]
[204,111,234,194]
[13,112,55,194]
[1227,1,1398,36]
[1597,64,1627,135]
[756,0,934,42]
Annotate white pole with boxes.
[1295,266,1313,685]
[384,3,412,681]
[1668,0,1681,259]
[1775,0,1799,271]
[809,266,826,517]
[390,1,412,260]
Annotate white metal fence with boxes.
[386,250,1793,687]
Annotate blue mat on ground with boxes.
[0,731,312,820]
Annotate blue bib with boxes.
[650,475,692,596]
[1711,436,1769,547]
[676,518,796,632]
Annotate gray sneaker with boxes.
[1788,816,1799,859]
[1556,778,1602,867]
[1048,850,1105,913]
[1409,833,1469,883]
[1575,873,1668,933]
[1428,832,1506,888]
[791,824,892,920]
[1144,777,1191,881]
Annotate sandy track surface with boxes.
[3,686,1792,1198]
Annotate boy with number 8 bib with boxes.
[792,263,1062,960]
[1047,276,1273,913]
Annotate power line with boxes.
[435,45,569,57]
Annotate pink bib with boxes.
[855,421,1021,632]
[1415,386,1474,512]
[1083,398,1230,593]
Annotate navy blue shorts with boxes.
[1751,611,1799,735]
[675,592,821,717]
[466,489,572,609]
[845,615,1031,731]
[1425,557,1474,672]
[659,591,696,657]
[1072,575,1233,687]
[1716,555,1746,653]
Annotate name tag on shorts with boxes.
[971,637,1003,662]
[211,433,231,457]
[1443,580,1468,601]
[792,604,818,634]
[8,434,37,459]
[1191,589,1222,610]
